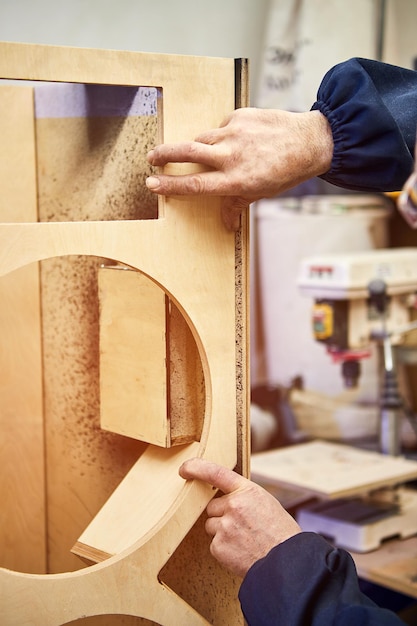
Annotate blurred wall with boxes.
[0,0,269,95]
[1,0,416,104]
[383,0,417,69]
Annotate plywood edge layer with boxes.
[234,211,250,477]
[71,541,111,564]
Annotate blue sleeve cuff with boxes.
[238,532,402,626]
[311,57,416,192]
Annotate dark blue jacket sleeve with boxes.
[238,532,404,626]
[311,57,417,192]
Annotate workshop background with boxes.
[3,0,416,439]
[1,0,417,623]
[1,0,417,495]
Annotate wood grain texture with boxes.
[98,266,204,447]
[251,440,417,499]
[0,42,249,626]
[99,267,169,446]
[36,88,153,574]
[0,85,46,574]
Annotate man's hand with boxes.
[179,457,301,578]
[146,108,333,230]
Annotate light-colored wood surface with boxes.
[73,444,202,561]
[251,440,417,499]
[36,81,154,577]
[99,266,204,447]
[0,41,248,626]
[0,86,46,574]
[352,536,417,599]
[99,267,169,446]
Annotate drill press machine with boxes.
[298,246,417,455]
[294,247,417,552]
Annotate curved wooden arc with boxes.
[0,210,238,624]
[0,461,217,625]
[0,215,238,457]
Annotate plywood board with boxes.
[36,82,154,575]
[251,440,417,499]
[98,266,204,447]
[0,85,46,574]
[99,267,169,446]
[0,42,248,626]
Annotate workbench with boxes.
[352,536,417,600]
[251,441,417,604]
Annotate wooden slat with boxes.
[0,85,46,574]
[72,444,200,560]
[234,57,251,477]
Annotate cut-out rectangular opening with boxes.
[0,80,161,222]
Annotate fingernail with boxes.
[146,176,160,190]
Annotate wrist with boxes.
[306,110,334,176]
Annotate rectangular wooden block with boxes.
[99,266,204,446]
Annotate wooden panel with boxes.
[0,85,46,574]
[35,83,153,574]
[160,514,244,625]
[34,82,158,222]
[251,440,417,499]
[73,446,201,560]
[99,267,168,446]
[99,266,205,447]
[0,43,248,626]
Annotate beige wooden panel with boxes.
[0,85,46,574]
[251,440,417,499]
[99,267,168,446]
[35,84,153,575]
[0,42,235,145]
[99,266,204,447]
[0,43,248,626]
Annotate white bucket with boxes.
[253,195,391,405]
